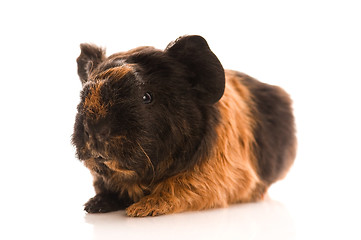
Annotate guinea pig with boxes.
[72,35,296,217]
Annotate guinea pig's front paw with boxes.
[84,193,130,213]
[126,195,175,217]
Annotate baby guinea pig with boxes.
[72,35,296,217]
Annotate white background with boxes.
[1,1,360,239]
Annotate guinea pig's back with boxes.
[226,70,297,185]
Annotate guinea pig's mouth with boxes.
[92,153,108,162]
[95,156,106,162]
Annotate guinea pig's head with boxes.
[72,35,225,182]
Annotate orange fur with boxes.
[91,65,132,81]
[84,66,133,119]
[107,173,147,202]
[84,81,108,119]
[126,70,267,217]
[104,161,137,177]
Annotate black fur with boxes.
[72,35,224,196]
[72,35,296,215]
[240,73,296,184]
[77,44,106,85]
[84,192,133,213]
[166,35,225,105]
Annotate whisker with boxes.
[136,141,155,186]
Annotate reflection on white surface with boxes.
[85,197,295,240]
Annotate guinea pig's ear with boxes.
[165,35,225,105]
[77,44,106,85]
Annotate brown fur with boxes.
[73,35,296,217]
[84,66,133,119]
[84,81,108,119]
[126,70,266,217]
[90,65,132,81]
[89,165,147,203]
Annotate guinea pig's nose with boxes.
[83,122,96,142]
[84,124,91,140]
[83,120,109,143]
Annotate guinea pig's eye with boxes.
[142,92,153,104]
